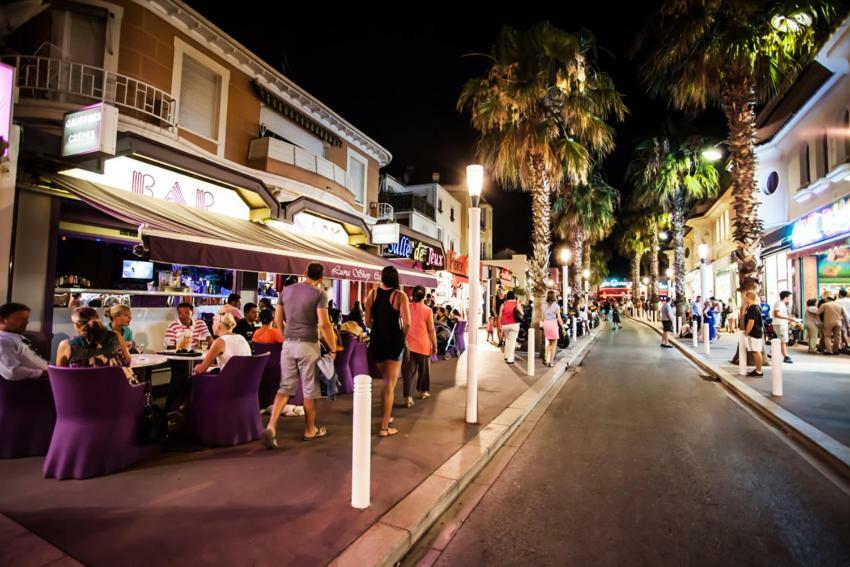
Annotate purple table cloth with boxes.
[44,366,152,480]
[0,376,56,458]
[334,334,356,394]
[187,354,268,446]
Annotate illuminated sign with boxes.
[291,212,348,244]
[61,103,118,157]
[371,222,400,245]
[791,197,850,249]
[0,63,13,159]
[62,156,251,219]
[446,250,468,275]
[384,235,445,270]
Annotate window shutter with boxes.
[179,55,220,139]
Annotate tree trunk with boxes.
[632,253,641,306]
[582,240,591,295]
[573,228,584,294]
[672,190,686,318]
[528,154,550,329]
[649,224,659,310]
[722,73,763,293]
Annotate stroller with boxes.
[436,320,457,359]
[443,320,467,360]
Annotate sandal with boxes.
[405,397,414,408]
[420,391,431,400]
[302,426,328,441]
[379,427,398,437]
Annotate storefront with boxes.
[381,227,445,298]
[787,196,850,306]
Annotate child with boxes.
[487,315,495,343]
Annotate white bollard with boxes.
[465,343,478,424]
[527,327,535,376]
[572,318,578,343]
[692,323,698,348]
[351,374,372,509]
[676,316,682,338]
[703,323,710,355]
[771,340,783,396]
[738,331,748,376]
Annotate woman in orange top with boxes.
[401,286,437,407]
[251,309,283,344]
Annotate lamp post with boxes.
[559,248,571,307]
[698,243,711,302]
[465,164,483,424]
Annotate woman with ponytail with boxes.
[57,307,131,368]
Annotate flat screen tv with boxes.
[122,260,154,280]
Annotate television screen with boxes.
[122,260,154,280]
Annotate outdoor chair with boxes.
[334,334,356,394]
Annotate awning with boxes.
[46,174,437,287]
[787,234,850,260]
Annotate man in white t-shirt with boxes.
[837,288,850,349]
[772,291,795,363]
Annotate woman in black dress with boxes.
[366,266,411,437]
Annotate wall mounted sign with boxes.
[791,197,850,249]
[62,156,251,219]
[61,102,118,157]
[384,235,445,270]
[446,250,468,276]
[0,63,13,159]
[371,222,400,245]
[291,212,348,244]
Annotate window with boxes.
[815,130,829,179]
[799,143,811,188]
[172,39,230,155]
[179,56,221,139]
[450,207,455,222]
[49,1,122,73]
[347,149,368,204]
[438,199,443,213]
[763,171,779,195]
[259,106,324,156]
[450,239,455,252]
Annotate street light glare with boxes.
[560,248,571,263]
[466,165,484,197]
[702,148,723,162]
[582,269,590,279]
[698,243,709,259]
[659,231,668,240]
[665,268,673,278]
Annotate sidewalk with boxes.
[0,328,599,567]
[632,316,850,462]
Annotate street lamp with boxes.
[701,147,723,162]
[698,243,711,302]
[559,248,571,307]
[659,230,669,241]
[665,267,675,301]
[465,164,483,424]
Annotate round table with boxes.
[130,353,169,369]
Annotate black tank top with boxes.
[369,288,405,362]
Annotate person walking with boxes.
[726,297,739,333]
[804,298,821,354]
[262,263,337,449]
[542,290,564,367]
[366,266,411,437]
[401,286,437,406]
[498,291,521,364]
[691,295,702,336]
[743,291,764,377]
[611,301,622,330]
[771,291,795,363]
[703,299,716,343]
[659,297,674,348]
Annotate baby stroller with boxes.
[436,320,457,359]
[444,320,467,360]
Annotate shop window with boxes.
[798,143,811,188]
[347,150,368,204]
[173,38,230,152]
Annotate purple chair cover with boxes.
[454,321,468,354]
[187,353,268,446]
[252,342,282,409]
[44,366,151,480]
[334,334,356,394]
[351,341,370,379]
[0,377,56,458]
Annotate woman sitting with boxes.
[57,307,131,369]
[252,309,283,344]
[193,313,251,375]
[106,304,134,350]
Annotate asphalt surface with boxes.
[433,319,850,567]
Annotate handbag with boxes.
[512,302,523,323]
[136,391,167,445]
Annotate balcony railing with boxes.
[249,136,352,191]
[380,192,435,219]
[2,55,176,127]
[373,202,394,221]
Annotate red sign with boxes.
[446,251,468,276]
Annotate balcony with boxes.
[2,55,176,127]
[379,192,435,219]
[372,202,394,221]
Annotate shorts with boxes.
[662,320,673,332]
[745,336,763,352]
[279,340,321,400]
[774,324,789,343]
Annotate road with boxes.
[429,319,850,566]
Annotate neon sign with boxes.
[384,235,445,270]
[61,103,118,157]
[791,197,850,249]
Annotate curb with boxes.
[629,316,850,481]
[329,330,601,567]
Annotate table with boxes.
[130,354,169,369]
[157,351,208,412]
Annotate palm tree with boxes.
[635,210,669,310]
[629,134,719,315]
[639,1,837,292]
[459,22,626,324]
[618,216,649,303]
[553,172,619,293]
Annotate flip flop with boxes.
[302,426,328,441]
[379,427,398,437]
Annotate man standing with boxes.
[771,291,795,363]
[836,288,850,350]
[263,263,337,448]
[659,297,674,348]
[743,291,764,377]
[234,303,259,342]
[819,296,849,355]
[691,295,702,335]
[0,303,48,380]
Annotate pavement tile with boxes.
[434,444,490,490]
[508,389,539,411]
[381,475,458,544]
[329,522,409,567]
[0,531,65,567]
[467,422,510,450]
[491,407,525,427]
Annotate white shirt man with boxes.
[771,291,794,363]
[0,303,49,381]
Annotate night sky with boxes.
[187,3,727,276]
